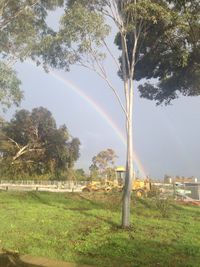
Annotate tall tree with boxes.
[25,0,200,227]
[116,0,200,105]
[0,0,64,59]
[0,0,64,111]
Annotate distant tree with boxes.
[0,107,80,179]
[89,149,117,180]
[89,163,99,180]
[67,138,80,168]
[75,168,88,181]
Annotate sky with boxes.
[5,8,200,180]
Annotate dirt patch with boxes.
[0,250,37,267]
[0,250,95,267]
[177,200,200,206]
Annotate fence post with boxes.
[173,183,176,199]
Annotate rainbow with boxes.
[28,61,147,177]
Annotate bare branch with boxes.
[76,49,128,118]
[13,145,29,161]
[1,135,21,149]
[102,39,121,72]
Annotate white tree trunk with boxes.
[122,79,134,228]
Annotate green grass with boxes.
[0,191,200,267]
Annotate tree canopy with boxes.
[0,107,80,179]
[0,0,64,59]
[89,148,117,180]
[28,0,200,106]
[115,0,200,105]
[0,0,64,111]
[0,62,23,111]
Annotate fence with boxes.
[0,180,88,192]
[0,180,200,200]
[153,182,200,201]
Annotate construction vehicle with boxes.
[81,167,151,195]
[81,179,123,192]
[115,166,151,197]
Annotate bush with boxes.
[155,197,171,218]
[147,185,160,198]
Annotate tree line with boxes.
[0,107,118,181]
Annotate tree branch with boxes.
[102,39,121,72]
[0,0,40,31]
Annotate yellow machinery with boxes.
[81,167,151,195]
[115,166,151,196]
[81,179,123,192]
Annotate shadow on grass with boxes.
[28,192,113,211]
[28,192,54,206]
[166,203,200,223]
[77,193,120,211]
[72,236,200,267]
[135,197,155,209]
[79,209,120,229]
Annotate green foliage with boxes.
[0,62,23,111]
[0,1,65,111]
[155,197,172,218]
[89,148,117,179]
[0,107,80,179]
[0,0,64,59]
[89,164,99,180]
[0,192,200,267]
[30,0,110,71]
[74,168,88,181]
[147,184,161,198]
[115,0,200,104]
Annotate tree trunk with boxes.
[122,79,134,228]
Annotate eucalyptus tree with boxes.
[0,0,64,111]
[0,62,23,111]
[30,0,200,227]
[0,107,80,179]
[89,148,117,179]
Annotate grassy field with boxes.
[0,191,200,267]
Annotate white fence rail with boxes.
[0,180,88,192]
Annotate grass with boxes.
[0,191,200,267]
